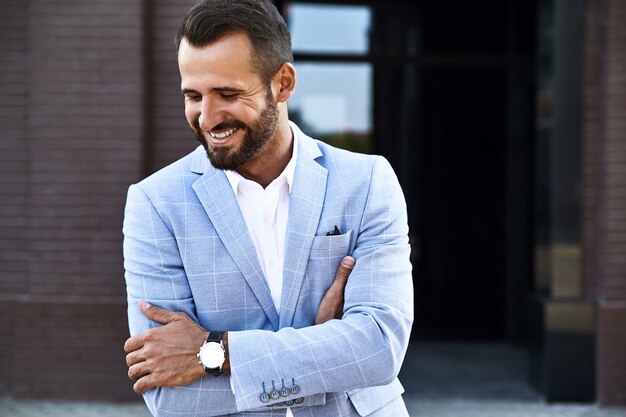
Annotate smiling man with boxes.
[122,1,413,416]
[180,31,291,186]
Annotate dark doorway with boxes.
[371,0,535,341]
[416,67,508,339]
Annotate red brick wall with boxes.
[583,0,626,406]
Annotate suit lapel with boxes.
[190,148,280,329]
[279,133,327,328]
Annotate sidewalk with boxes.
[409,399,626,417]
[399,342,626,416]
[0,396,151,417]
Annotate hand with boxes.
[124,301,208,394]
[316,256,355,324]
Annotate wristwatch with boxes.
[197,331,225,376]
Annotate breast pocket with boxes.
[297,230,354,323]
[309,229,353,260]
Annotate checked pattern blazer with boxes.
[123,123,414,417]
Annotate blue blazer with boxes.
[123,123,413,417]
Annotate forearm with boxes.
[227,243,413,411]
[229,305,411,410]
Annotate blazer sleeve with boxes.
[227,156,414,411]
[123,184,239,417]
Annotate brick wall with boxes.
[0,0,29,394]
[150,0,196,173]
[26,0,143,298]
[10,300,134,400]
[0,0,28,294]
[583,0,626,406]
[0,0,144,401]
[0,0,204,401]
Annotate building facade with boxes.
[0,0,624,405]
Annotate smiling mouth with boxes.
[209,127,238,140]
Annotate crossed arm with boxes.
[122,156,413,415]
[124,256,356,394]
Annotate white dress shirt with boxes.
[225,131,298,417]
[225,134,297,311]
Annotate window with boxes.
[286,3,374,153]
[289,3,371,54]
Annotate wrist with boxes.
[221,332,230,374]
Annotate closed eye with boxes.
[181,89,201,102]
[220,93,239,101]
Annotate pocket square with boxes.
[326,225,341,236]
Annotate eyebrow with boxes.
[181,87,246,95]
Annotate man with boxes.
[123,0,413,416]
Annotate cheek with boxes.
[183,102,195,118]
[184,106,199,126]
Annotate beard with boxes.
[190,94,279,171]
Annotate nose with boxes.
[197,97,227,131]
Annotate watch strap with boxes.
[207,331,224,344]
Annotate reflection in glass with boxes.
[290,63,372,153]
[288,3,371,54]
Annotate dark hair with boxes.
[175,0,293,85]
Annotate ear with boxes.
[272,63,296,103]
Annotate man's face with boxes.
[178,33,279,171]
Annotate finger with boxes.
[325,256,355,299]
[334,256,355,282]
[126,349,144,367]
[133,374,155,394]
[128,361,150,381]
[124,335,143,354]
[139,300,179,325]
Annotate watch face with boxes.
[199,342,225,369]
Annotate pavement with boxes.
[0,396,152,417]
[2,342,625,417]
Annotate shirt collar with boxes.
[224,126,299,195]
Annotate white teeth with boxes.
[209,127,237,139]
